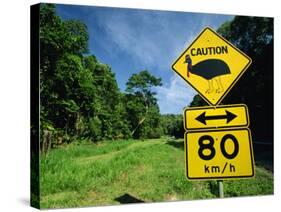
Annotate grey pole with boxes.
[218,180,224,198]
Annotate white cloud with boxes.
[96,10,196,70]
[156,74,196,114]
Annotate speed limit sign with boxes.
[185,128,254,179]
[183,104,255,180]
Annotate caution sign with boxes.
[185,128,255,180]
[172,27,252,106]
[184,104,249,130]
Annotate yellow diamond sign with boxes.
[172,27,252,106]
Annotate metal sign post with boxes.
[218,180,224,198]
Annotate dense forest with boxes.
[38,4,273,153]
[39,4,184,152]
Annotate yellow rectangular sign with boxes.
[185,128,255,180]
[184,104,249,130]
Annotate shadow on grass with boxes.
[165,139,184,151]
[114,193,145,204]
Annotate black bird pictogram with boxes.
[184,55,231,93]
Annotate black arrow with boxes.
[195,110,237,125]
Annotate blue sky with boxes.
[56,4,233,114]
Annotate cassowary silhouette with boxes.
[185,55,230,94]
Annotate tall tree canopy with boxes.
[125,71,163,139]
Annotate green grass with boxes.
[40,138,273,208]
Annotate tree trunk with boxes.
[41,130,52,154]
[131,94,149,136]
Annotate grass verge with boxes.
[40,138,273,208]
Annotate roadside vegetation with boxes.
[40,138,273,208]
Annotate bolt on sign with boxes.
[172,27,252,106]
[184,104,255,180]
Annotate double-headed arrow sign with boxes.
[196,110,237,125]
[184,104,249,130]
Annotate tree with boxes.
[161,114,184,138]
[189,94,207,107]
[63,20,89,55]
[125,70,162,138]
[82,56,131,140]
[39,4,91,143]
[218,17,273,140]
